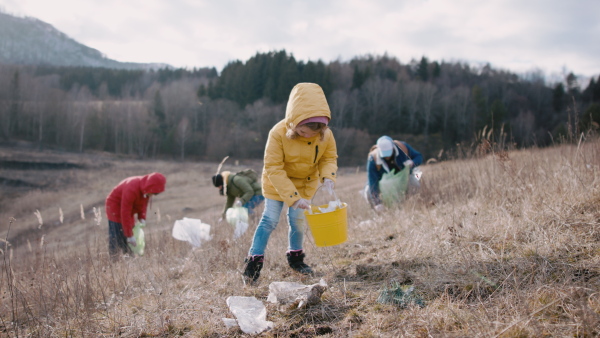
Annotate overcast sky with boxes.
[1,0,599,81]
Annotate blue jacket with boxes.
[366,140,423,205]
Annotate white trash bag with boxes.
[233,219,248,239]
[226,206,249,239]
[223,296,273,334]
[172,217,212,247]
[267,278,328,310]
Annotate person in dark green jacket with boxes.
[212,169,264,218]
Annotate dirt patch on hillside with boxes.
[0,146,113,197]
[0,159,84,170]
[0,176,42,188]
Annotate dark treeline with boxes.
[1,50,599,165]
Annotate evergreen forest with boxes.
[1,50,599,165]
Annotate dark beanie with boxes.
[212,174,223,187]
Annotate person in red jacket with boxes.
[105,172,166,257]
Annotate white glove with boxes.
[323,178,335,194]
[234,200,242,207]
[374,204,385,212]
[291,198,311,210]
[127,236,137,247]
[138,219,146,227]
[403,159,414,169]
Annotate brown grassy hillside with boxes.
[1,139,600,337]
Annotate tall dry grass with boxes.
[1,137,599,337]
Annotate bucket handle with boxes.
[309,184,341,207]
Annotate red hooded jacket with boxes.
[105,172,166,237]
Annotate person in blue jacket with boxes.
[365,135,423,211]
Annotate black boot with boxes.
[287,250,313,275]
[243,255,264,283]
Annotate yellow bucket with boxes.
[304,203,348,247]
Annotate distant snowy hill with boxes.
[0,11,168,70]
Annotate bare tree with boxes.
[206,119,235,160]
[394,81,404,131]
[421,83,437,140]
[406,82,422,132]
[245,99,283,144]
[75,86,93,153]
[329,89,349,129]
[133,103,155,158]
[8,70,22,140]
[176,116,190,160]
[439,88,452,144]
[348,89,361,128]
[513,110,536,145]
[0,70,23,141]
[453,86,471,141]
[362,77,396,134]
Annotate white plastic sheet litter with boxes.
[267,278,328,310]
[172,217,212,247]
[223,296,273,334]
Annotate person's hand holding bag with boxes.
[291,198,310,210]
[127,236,137,247]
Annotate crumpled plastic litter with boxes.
[267,278,328,310]
[223,296,273,334]
[171,217,212,247]
[317,200,343,213]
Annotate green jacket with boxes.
[221,171,262,217]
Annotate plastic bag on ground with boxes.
[377,281,425,308]
[224,296,273,334]
[226,206,249,239]
[172,217,212,247]
[267,278,328,310]
[379,167,409,207]
[128,221,145,256]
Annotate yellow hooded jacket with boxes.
[262,83,338,206]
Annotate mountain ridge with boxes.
[0,11,169,70]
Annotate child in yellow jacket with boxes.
[243,82,338,283]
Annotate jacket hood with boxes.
[284,83,331,132]
[221,171,231,194]
[141,172,166,195]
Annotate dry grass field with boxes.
[1,138,600,337]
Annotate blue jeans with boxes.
[108,220,131,256]
[243,195,265,215]
[248,198,306,256]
